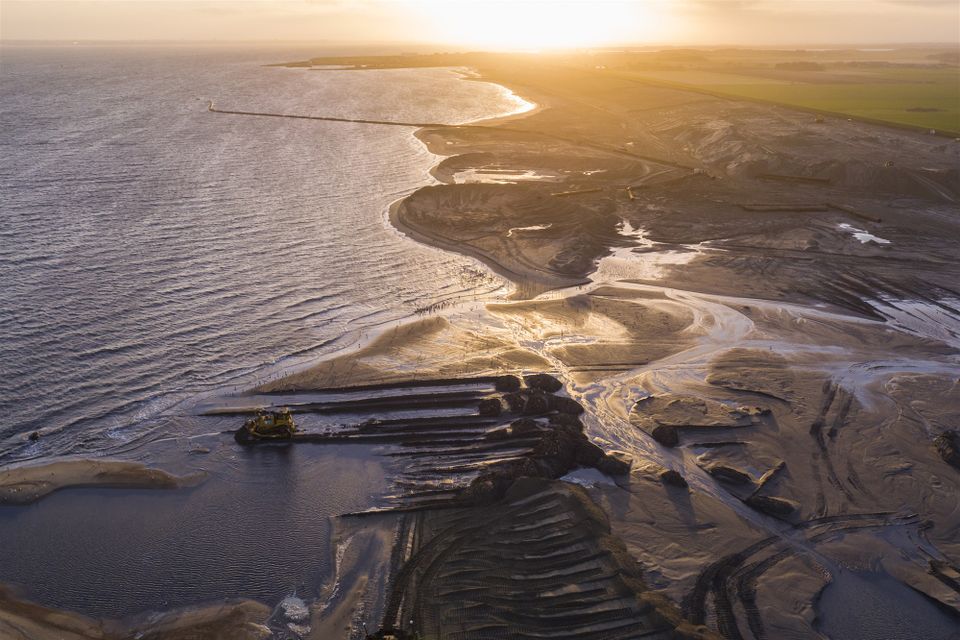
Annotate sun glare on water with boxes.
[410,0,664,50]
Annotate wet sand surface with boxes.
[0,587,273,640]
[0,458,205,505]
[3,53,960,639]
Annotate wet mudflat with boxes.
[314,53,958,639]
[2,51,959,640]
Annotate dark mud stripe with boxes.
[256,375,506,395]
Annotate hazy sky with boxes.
[2,0,958,47]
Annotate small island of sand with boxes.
[0,459,205,506]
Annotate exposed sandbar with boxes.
[0,459,206,506]
[258,314,550,393]
[0,586,270,640]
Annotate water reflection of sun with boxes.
[409,0,665,50]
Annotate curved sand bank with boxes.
[0,586,270,640]
[257,314,551,393]
[390,183,619,298]
[0,459,205,506]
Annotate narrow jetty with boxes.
[207,100,449,128]
[205,101,694,170]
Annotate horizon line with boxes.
[2,38,959,49]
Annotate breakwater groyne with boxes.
[207,100,447,128]
[207,101,694,170]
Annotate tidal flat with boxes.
[2,48,959,640]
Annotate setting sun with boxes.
[410,0,666,50]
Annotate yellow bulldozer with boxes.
[235,408,298,444]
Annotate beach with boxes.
[3,50,960,639]
[259,53,960,638]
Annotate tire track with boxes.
[685,511,917,639]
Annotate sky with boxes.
[1,0,958,47]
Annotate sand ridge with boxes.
[0,458,206,506]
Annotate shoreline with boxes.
[5,52,960,639]
[0,458,206,506]
[266,53,960,638]
[221,67,552,394]
[387,196,591,300]
[165,67,536,402]
[0,585,272,640]
[387,71,596,298]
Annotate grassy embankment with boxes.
[584,46,959,136]
[286,49,960,135]
[608,66,959,134]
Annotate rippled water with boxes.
[816,569,960,640]
[0,44,534,619]
[0,44,529,461]
[0,441,387,617]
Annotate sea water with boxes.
[0,43,531,617]
[0,44,530,461]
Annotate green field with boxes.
[605,64,960,135]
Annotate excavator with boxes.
[235,408,298,444]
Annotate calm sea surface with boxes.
[0,44,528,462]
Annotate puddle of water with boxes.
[561,467,617,488]
[816,569,960,640]
[869,295,960,349]
[617,219,648,241]
[838,223,891,245]
[453,168,559,184]
[591,221,704,283]
[507,224,552,237]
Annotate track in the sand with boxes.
[211,374,717,639]
[682,511,922,640]
[489,276,960,638]
[384,478,681,640]
[216,374,623,514]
